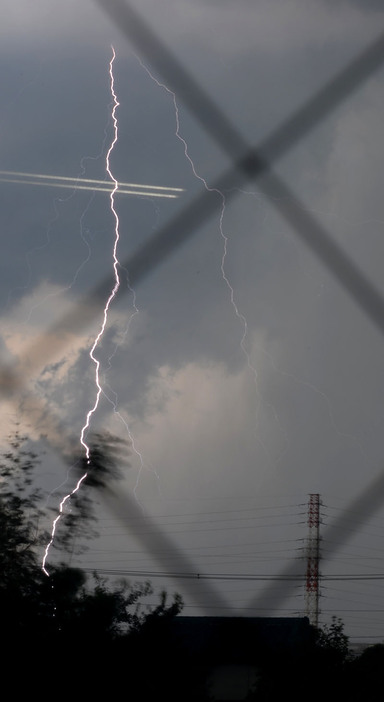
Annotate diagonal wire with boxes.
[3,17,384,389]
[100,484,230,613]
[89,1,384,615]
[6,163,384,400]
[3,0,384,616]
[93,0,384,169]
[248,468,384,613]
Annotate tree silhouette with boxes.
[0,428,183,693]
[316,615,350,664]
[49,429,132,556]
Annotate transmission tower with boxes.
[305,493,321,627]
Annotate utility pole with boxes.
[305,493,321,628]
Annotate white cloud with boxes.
[0,281,133,450]
[127,351,289,500]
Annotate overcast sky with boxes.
[1,0,384,641]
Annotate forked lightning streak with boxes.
[43,45,125,575]
[138,58,287,468]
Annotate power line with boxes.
[81,567,384,582]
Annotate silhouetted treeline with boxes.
[0,429,187,696]
[243,621,384,702]
[1,429,384,699]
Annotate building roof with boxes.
[167,616,313,664]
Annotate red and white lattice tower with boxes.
[305,493,321,627]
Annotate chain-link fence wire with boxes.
[2,0,384,616]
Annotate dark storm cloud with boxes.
[2,0,384,637]
[1,1,382,436]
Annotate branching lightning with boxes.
[42,45,141,575]
[133,57,368,485]
[137,59,287,469]
[78,45,121,469]
[136,61,367,473]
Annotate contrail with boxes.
[0,169,183,199]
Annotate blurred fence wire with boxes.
[2,0,384,616]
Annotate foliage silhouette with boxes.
[0,429,184,693]
[4,430,384,699]
[316,615,350,664]
[51,429,132,555]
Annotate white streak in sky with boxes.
[43,45,127,575]
[0,170,182,198]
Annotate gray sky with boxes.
[1,0,384,642]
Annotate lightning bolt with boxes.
[79,45,121,467]
[42,45,124,575]
[137,61,368,474]
[137,58,288,470]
